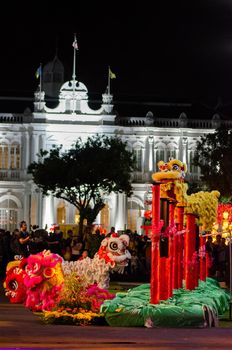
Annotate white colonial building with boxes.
[0,54,232,234]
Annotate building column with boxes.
[109,192,118,230]
[23,189,30,226]
[39,133,45,153]
[25,133,30,169]
[115,193,127,232]
[182,138,188,164]
[37,191,43,229]
[42,195,55,230]
[141,147,145,173]
[148,136,154,172]
[31,133,39,163]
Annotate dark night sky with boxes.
[1,0,232,116]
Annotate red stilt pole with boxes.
[160,257,169,300]
[168,202,176,298]
[185,213,197,290]
[199,235,206,281]
[176,206,184,289]
[169,202,177,293]
[150,183,161,304]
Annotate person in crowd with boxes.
[78,249,89,260]
[205,235,215,276]
[217,237,229,281]
[212,234,222,278]
[29,228,49,254]
[10,228,21,256]
[88,229,104,258]
[63,245,72,261]
[62,229,74,256]
[130,250,139,275]
[0,230,14,277]
[71,239,83,261]
[47,225,63,256]
[18,220,30,257]
[144,238,151,275]
[225,239,232,289]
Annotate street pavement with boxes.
[1,280,232,350]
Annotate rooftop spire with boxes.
[72,33,78,113]
[72,33,78,82]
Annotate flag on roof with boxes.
[109,67,116,79]
[72,38,78,50]
[35,66,42,79]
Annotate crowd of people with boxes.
[0,222,152,281]
[0,223,231,287]
[205,234,231,287]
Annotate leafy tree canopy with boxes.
[28,135,136,237]
[193,125,232,199]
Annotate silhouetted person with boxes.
[18,221,30,257]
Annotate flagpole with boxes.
[72,33,77,113]
[72,33,77,82]
[108,66,111,95]
[39,62,42,104]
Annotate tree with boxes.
[193,125,232,199]
[28,135,136,239]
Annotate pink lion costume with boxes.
[4,250,64,312]
[24,250,64,311]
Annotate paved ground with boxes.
[1,280,232,350]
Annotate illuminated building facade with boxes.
[1,57,232,233]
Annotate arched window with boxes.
[0,142,20,170]
[155,148,165,168]
[10,143,20,169]
[0,198,19,231]
[0,142,8,169]
[167,148,177,162]
[134,148,142,171]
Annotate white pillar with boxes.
[37,191,43,229]
[115,193,127,232]
[31,133,39,163]
[39,134,45,153]
[42,195,55,230]
[23,190,30,225]
[95,212,101,225]
[109,192,118,230]
[183,138,188,164]
[148,136,154,172]
[141,147,145,173]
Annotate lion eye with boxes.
[172,164,180,171]
[9,280,18,291]
[109,241,118,251]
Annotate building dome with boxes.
[43,55,64,98]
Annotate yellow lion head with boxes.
[152,159,187,183]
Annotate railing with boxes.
[116,116,232,129]
[0,113,32,123]
[0,170,28,181]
